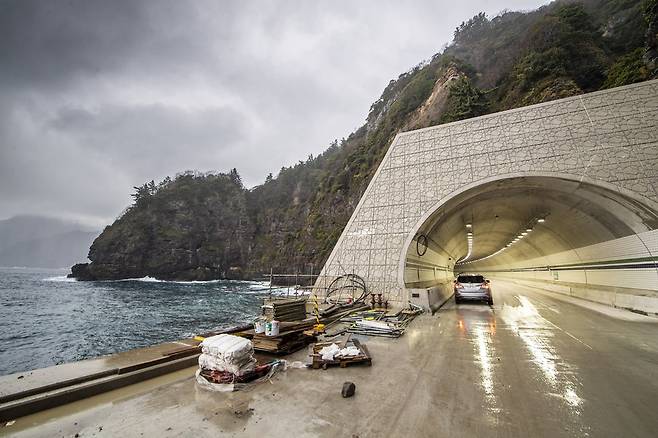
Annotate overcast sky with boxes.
[0,0,548,228]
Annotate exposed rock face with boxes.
[68,263,94,280]
[404,66,464,130]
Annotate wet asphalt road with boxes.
[439,280,658,438]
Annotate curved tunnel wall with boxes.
[316,79,658,309]
[408,176,658,312]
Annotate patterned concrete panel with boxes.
[316,80,658,303]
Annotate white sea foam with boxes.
[63,275,311,294]
[270,287,311,297]
[119,276,223,284]
[43,275,77,282]
[248,281,271,290]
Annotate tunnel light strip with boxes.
[456,216,547,266]
[457,225,473,263]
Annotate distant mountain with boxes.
[0,215,98,268]
[71,0,658,281]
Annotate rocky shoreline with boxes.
[68,262,248,282]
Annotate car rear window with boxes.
[457,275,485,283]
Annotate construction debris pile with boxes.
[324,306,423,338]
[196,334,272,387]
[196,274,423,389]
[346,307,422,338]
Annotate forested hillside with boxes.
[71,0,658,281]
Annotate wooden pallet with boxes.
[309,338,372,369]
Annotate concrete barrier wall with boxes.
[488,273,658,315]
[477,229,658,314]
[480,229,658,289]
[408,281,454,311]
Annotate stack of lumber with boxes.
[251,333,314,354]
[251,323,316,354]
[262,298,307,322]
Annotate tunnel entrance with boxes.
[402,176,658,300]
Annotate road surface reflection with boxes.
[457,295,587,432]
[500,295,586,422]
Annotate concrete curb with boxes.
[430,292,455,314]
[0,354,199,422]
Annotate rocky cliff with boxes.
[71,171,253,280]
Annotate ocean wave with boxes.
[270,287,311,297]
[248,281,271,289]
[48,274,312,294]
[115,276,224,284]
[43,275,77,282]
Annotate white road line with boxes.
[540,317,594,350]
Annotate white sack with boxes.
[337,346,361,357]
[319,343,340,361]
[200,334,254,362]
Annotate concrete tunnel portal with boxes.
[402,176,658,307]
[317,80,658,313]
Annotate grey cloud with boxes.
[48,103,251,177]
[0,1,146,89]
[0,0,548,227]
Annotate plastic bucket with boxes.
[265,320,280,337]
[254,319,266,334]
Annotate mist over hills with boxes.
[0,215,97,269]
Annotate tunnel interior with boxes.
[404,176,658,292]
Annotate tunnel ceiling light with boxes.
[457,215,548,267]
[457,227,474,263]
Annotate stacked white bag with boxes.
[199,334,257,376]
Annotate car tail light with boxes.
[480,282,489,289]
[455,282,464,289]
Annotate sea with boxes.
[0,267,300,376]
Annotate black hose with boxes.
[325,273,368,305]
